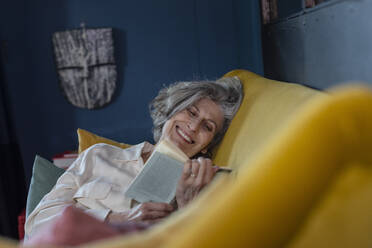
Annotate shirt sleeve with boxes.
[24,144,112,240]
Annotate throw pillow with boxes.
[77,128,131,153]
[26,155,65,218]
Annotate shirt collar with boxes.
[123,141,154,163]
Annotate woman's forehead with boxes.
[193,98,224,125]
[193,97,219,109]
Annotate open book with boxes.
[125,139,189,203]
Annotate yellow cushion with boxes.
[77,128,131,153]
[288,161,372,248]
[213,69,324,169]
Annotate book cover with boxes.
[125,139,188,203]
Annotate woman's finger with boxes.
[181,160,192,180]
[140,210,171,220]
[190,159,200,179]
[128,210,170,222]
[140,202,173,212]
[195,157,206,186]
[204,159,215,184]
[128,202,173,220]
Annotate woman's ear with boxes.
[192,149,212,159]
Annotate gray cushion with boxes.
[26,155,65,218]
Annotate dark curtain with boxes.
[0,44,27,239]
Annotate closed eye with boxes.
[204,122,213,132]
[187,108,197,117]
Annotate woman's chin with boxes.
[174,141,188,153]
[172,140,192,156]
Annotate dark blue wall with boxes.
[263,0,372,89]
[277,0,303,19]
[1,0,263,185]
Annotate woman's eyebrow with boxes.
[193,105,200,112]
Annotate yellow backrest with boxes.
[213,69,323,169]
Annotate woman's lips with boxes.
[176,126,193,144]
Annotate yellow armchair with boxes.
[87,70,371,248]
[3,69,371,247]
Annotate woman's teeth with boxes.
[177,128,192,143]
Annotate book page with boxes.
[155,138,189,163]
[125,152,184,203]
[125,139,188,203]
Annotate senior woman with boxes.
[24,76,243,241]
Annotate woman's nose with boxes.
[187,119,200,132]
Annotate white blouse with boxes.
[24,142,154,240]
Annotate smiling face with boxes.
[159,98,224,158]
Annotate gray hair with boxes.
[149,76,244,156]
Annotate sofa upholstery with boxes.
[4,69,372,247]
[82,70,372,248]
[214,69,323,169]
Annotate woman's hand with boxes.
[127,202,174,224]
[176,157,217,208]
[107,202,174,224]
[24,206,150,247]
[106,211,129,224]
